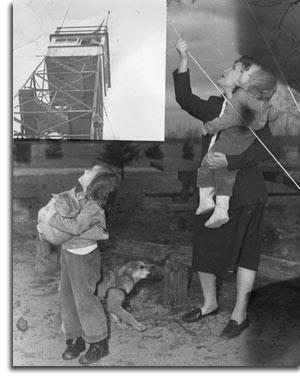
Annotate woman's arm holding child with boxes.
[207,125,277,170]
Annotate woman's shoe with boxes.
[78,338,109,365]
[62,337,86,360]
[181,307,219,323]
[220,317,250,339]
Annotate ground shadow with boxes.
[247,277,300,366]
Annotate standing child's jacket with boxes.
[38,191,108,247]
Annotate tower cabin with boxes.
[16,24,110,140]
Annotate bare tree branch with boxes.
[248,0,283,8]
[277,0,300,30]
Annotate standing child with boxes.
[39,163,120,365]
[196,64,278,228]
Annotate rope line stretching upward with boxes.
[170,20,300,192]
[59,8,70,29]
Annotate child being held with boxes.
[196,64,279,228]
[37,187,108,245]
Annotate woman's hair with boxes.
[242,67,278,101]
[236,55,254,71]
[85,163,120,214]
[231,55,254,94]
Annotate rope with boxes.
[91,12,115,139]
[103,102,117,140]
[170,21,300,192]
[59,8,69,29]
[105,11,111,26]
[172,23,228,104]
[244,0,300,114]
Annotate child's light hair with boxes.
[243,67,278,101]
[85,163,120,214]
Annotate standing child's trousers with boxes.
[60,248,108,343]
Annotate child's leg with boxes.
[196,157,216,215]
[204,169,238,228]
[214,168,238,198]
[196,187,215,215]
[204,195,230,228]
[62,249,108,344]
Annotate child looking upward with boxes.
[196,64,278,228]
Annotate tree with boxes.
[97,141,141,179]
[182,141,194,160]
[243,0,300,93]
[45,140,64,159]
[145,143,164,159]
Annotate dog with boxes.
[96,261,155,332]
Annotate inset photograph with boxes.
[13,0,166,140]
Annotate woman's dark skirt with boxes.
[192,203,265,276]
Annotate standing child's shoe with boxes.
[62,337,86,360]
[195,187,215,215]
[204,195,229,228]
[78,338,109,365]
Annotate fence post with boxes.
[164,259,191,307]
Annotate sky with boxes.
[165,0,300,137]
[13,0,166,141]
[166,0,300,135]
[166,0,243,136]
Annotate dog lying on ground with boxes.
[96,261,155,332]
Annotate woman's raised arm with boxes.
[176,39,189,73]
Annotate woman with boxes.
[195,65,278,227]
[173,39,277,338]
[41,162,120,364]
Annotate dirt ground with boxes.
[12,141,300,367]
